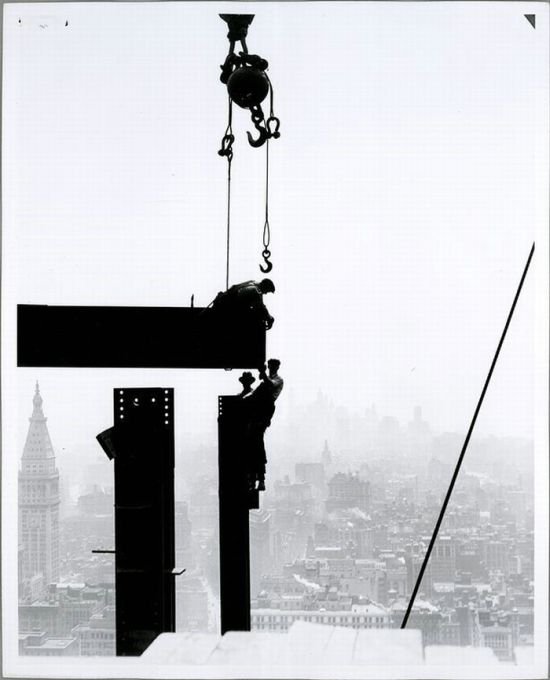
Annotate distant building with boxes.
[251,602,390,632]
[483,541,509,577]
[477,625,514,661]
[313,508,370,558]
[390,599,442,646]
[73,605,115,656]
[77,487,113,516]
[321,440,332,468]
[326,473,369,513]
[429,537,457,584]
[274,477,314,509]
[407,537,456,594]
[341,559,386,603]
[438,620,461,646]
[189,476,218,532]
[175,501,194,571]
[19,632,78,657]
[250,509,272,598]
[295,462,326,495]
[19,383,60,598]
[473,608,519,661]
[176,577,209,632]
[19,583,109,645]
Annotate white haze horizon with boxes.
[15,374,535,490]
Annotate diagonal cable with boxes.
[401,242,535,629]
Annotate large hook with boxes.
[247,123,269,148]
[259,247,273,273]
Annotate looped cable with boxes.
[259,139,273,273]
[266,78,281,140]
[263,218,271,250]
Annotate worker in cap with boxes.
[244,358,284,491]
[212,279,275,329]
[238,371,256,398]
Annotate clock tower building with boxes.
[18,383,60,595]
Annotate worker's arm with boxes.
[258,368,276,387]
[250,296,273,329]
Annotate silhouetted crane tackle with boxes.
[218,14,280,282]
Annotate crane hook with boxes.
[259,247,273,273]
[247,124,269,148]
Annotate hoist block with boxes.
[17,305,266,369]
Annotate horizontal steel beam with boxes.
[18,304,266,369]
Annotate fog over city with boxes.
[15,379,535,659]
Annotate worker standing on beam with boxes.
[244,358,283,491]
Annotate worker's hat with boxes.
[239,371,256,387]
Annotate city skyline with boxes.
[16,380,535,663]
[14,379,535,493]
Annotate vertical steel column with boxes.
[217,396,251,634]
[110,387,175,655]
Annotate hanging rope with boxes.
[218,96,234,290]
[225,155,232,291]
[259,140,272,273]
[259,81,277,274]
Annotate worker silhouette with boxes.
[237,371,256,397]
[212,279,275,330]
[243,358,284,491]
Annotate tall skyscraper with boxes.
[19,383,60,596]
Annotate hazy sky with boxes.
[4,1,547,453]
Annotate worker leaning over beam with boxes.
[212,279,275,329]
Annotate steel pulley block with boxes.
[227,66,270,109]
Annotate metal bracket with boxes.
[219,14,254,43]
[171,568,186,576]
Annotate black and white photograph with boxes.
[2,2,549,678]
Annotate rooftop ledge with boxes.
[142,622,510,668]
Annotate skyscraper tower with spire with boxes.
[18,383,60,595]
